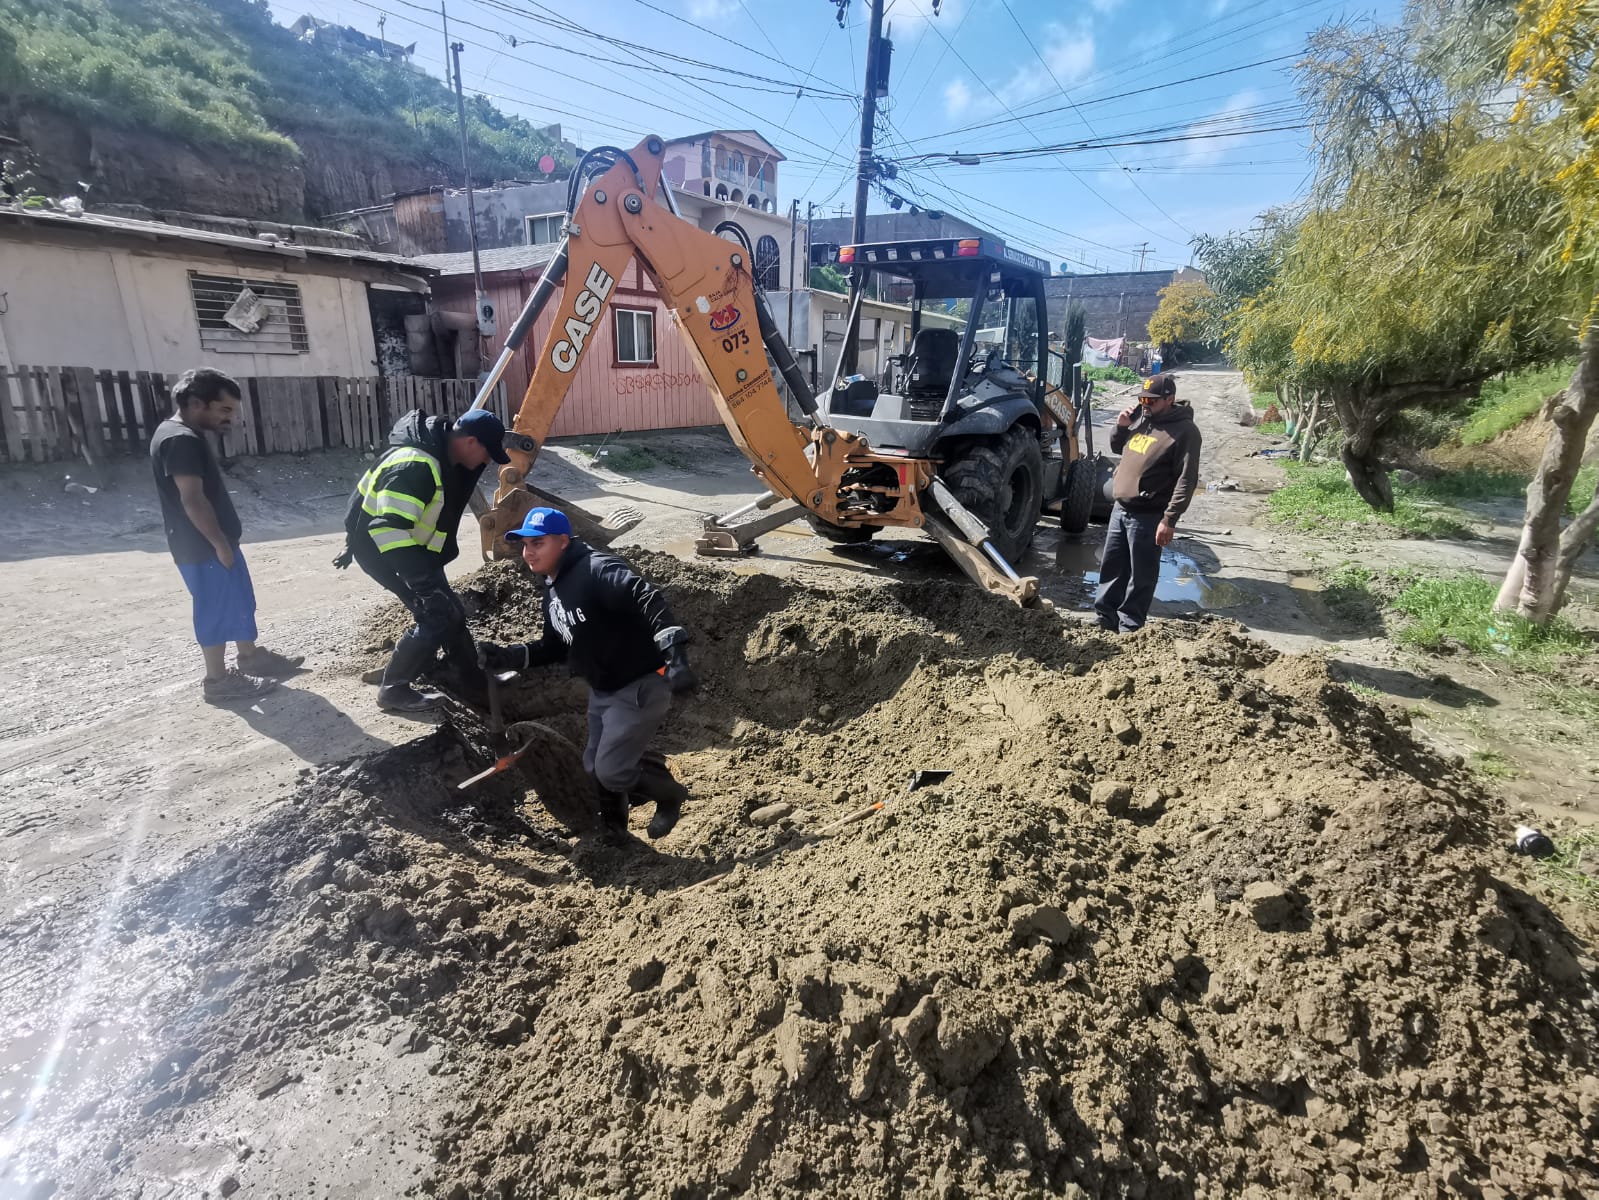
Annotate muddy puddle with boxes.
[1054,538,1255,609]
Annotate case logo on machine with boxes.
[551,264,617,372]
[709,303,741,332]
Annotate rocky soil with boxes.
[13,555,1599,1198]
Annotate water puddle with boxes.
[1054,541,1255,610]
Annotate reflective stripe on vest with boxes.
[357,448,447,553]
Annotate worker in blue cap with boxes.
[337,407,510,711]
[478,507,698,842]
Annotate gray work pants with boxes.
[584,671,672,794]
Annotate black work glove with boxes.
[332,545,354,570]
[664,646,699,695]
[477,641,530,672]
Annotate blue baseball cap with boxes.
[506,507,572,541]
[453,409,511,464]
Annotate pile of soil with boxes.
[33,556,1599,1197]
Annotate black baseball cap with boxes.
[453,409,511,463]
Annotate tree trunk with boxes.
[1495,318,1599,622]
[1299,391,1324,462]
[1332,386,1394,511]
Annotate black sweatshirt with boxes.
[1109,401,1202,522]
[517,540,681,693]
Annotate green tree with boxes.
[1491,0,1599,621]
[1225,18,1574,508]
[809,264,849,293]
[1146,279,1214,356]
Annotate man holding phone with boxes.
[1094,373,1202,634]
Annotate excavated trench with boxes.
[20,555,1599,1198]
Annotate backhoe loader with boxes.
[463,136,1100,605]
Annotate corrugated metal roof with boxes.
[410,242,562,277]
[0,204,436,273]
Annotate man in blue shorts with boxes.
[150,369,303,704]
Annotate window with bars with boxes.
[189,272,309,354]
[615,308,656,365]
[526,212,564,244]
[754,235,781,291]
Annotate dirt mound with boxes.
[33,557,1599,1198]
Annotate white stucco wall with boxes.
[0,239,383,377]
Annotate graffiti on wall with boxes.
[613,371,700,397]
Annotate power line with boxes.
[919,7,1177,246]
[997,0,1193,241]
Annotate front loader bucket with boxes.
[479,485,645,559]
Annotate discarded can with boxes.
[1514,825,1555,859]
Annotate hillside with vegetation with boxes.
[0,0,573,220]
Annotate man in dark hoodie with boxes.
[339,408,510,712]
[1095,373,1202,633]
[476,507,698,843]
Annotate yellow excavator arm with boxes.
[469,137,1039,605]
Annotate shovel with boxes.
[816,769,954,836]
[457,719,595,833]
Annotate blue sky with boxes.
[267,0,1401,273]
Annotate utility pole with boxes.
[440,1,453,89]
[842,0,886,375]
[787,198,799,346]
[1135,242,1150,271]
[449,42,493,346]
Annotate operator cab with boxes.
[820,235,1051,457]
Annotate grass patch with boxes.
[1391,573,1591,667]
[1083,366,1140,386]
[1256,420,1287,436]
[1459,360,1575,446]
[1530,680,1599,728]
[1470,749,1519,779]
[1267,463,1469,538]
[1344,680,1384,701]
[1251,390,1275,411]
[1531,826,1599,910]
[579,441,687,474]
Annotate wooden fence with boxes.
[0,367,510,464]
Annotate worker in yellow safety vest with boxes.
[337,408,509,712]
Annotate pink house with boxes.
[661,130,785,213]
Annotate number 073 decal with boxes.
[720,328,750,354]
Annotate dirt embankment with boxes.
[20,555,1599,1199]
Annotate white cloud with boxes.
[687,0,739,19]
[885,0,963,43]
[1182,89,1265,167]
[952,21,1095,119]
[1088,0,1125,12]
[944,78,972,117]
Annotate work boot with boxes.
[377,683,442,713]
[376,635,442,713]
[236,646,306,679]
[637,754,689,840]
[593,785,635,847]
[203,668,278,706]
[432,626,490,708]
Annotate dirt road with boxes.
[2,371,1595,1197]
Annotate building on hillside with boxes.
[1044,267,1206,344]
[660,130,784,212]
[0,206,434,378]
[290,15,416,60]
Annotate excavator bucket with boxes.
[479,483,644,558]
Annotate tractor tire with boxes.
[942,425,1046,562]
[1060,454,1096,534]
[806,513,876,544]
